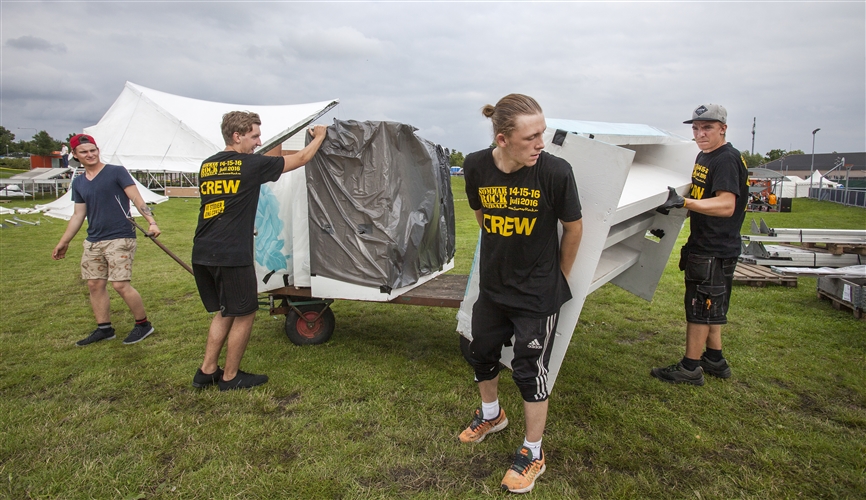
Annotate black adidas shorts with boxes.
[469,293,559,402]
[193,264,259,317]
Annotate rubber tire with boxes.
[285,304,335,345]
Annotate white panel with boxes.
[589,244,641,294]
[291,167,312,287]
[610,210,686,301]
[255,174,297,293]
[310,259,454,301]
[605,212,655,249]
[614,162,689,225]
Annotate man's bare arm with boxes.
[53,203,87,260]
[686,191,736,217]
[283,125,328,173]
[559,218,583,278]
[123,184,160,237]
[474,209,484,229]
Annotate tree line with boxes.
[0,125,807,170]
[741,148,805,168]
[0,126,76,157]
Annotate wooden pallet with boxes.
[817,289,865,320]
[802,242,866,256]
[734,263,798,287]
[390,274,469,308]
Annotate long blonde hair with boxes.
[482,94,543,138]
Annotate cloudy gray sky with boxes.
[2,1,864,157]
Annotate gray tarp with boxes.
[306,120,455,293]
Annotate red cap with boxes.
[70,134,97,151]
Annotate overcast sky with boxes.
[2,1,864,158]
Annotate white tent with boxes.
[84,81,339,173]
[806,170,842,189]
[771,171,842,198]
[774,175,812,198]
[34,176,168,220]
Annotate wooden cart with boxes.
[265,274,470,345]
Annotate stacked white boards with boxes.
[457,120,697,390]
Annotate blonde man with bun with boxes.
[460,94,583,493]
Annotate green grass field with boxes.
[1,179,864,499]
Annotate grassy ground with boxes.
[0,160,31,176]
[1,179,864,499]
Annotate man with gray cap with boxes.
[652,103,748,385]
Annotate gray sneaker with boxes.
[651,362,705,386]
[700,355,732,378]
[123,322,154,344]
[75,327,116,346]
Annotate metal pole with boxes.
[820,157,844,203]
[114,196,193,275]
[776,158,784,204]
[128,216,194,275]
[845,165,851,206]
[752,116,758,154]
[809,128,820,199]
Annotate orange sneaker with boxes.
[458,407,508,443]
[501,446,545,493]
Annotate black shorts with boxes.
[469,293,559,403]
[193,264,259,317]
[683,254,737,325]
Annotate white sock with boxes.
[481,399,500,420]
[523,437,542,460]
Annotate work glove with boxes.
[656,186,685,215]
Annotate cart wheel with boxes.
[285,304,335,345]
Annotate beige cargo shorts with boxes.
[81,238,137,281]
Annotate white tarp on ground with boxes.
[34,176,168,220]
[0,185,27,198]
[83,81,338,174]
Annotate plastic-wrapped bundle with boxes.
[306,120,455,293]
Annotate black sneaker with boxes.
[192,367,224,388]
[218,370,269,391]
[651,362,705,386]
[75,327,116,346]
[700,355,732,379]
[123,322,154,344]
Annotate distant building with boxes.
[761,152,865,181]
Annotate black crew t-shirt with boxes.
[465,148,582,317]
[686,142,749,258]
[192,151,284,266]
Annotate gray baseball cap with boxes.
[684,103,727,124]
